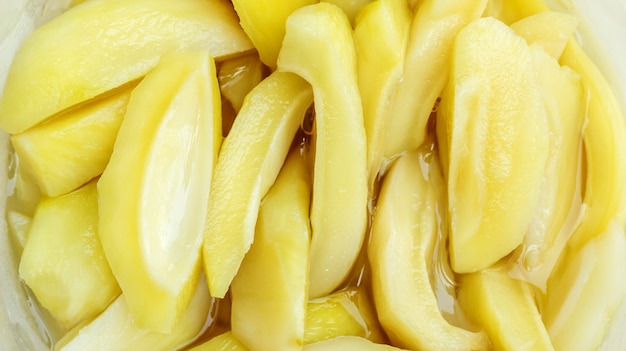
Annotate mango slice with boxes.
[230,149,311,351]
[11,86,132,197]
[303,336,407,351]
[0,0,252,134]
[354,0,411,190]
[217,54,265,114]
[19,180,120,330]
[458,269,554,351]
[55,275,213,351]
[203,72,312,298]
[383,0,487,159]
[543,221,626,351]
[438,17,550,273]
[321,0,374,24]
[561,39,626,250]
[510,11,578,59]
[278,3,369,298]
[188,332,248,351]
[369,146,489,350]
[98,51,221,332]
[231,0,316,69]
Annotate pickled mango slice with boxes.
[510,11,578,59]
[383,0,487,159]
[188,332,248,351]
[438,17,550,273]
[98,51,221,332]
[19,180,120,330]
[303,336,407,351]
[458,269,554,351]
[561,39,626,250]
[11,86,132,197]
[354,0,411,190]
[55,275,213,351]
[0,0,253,134]
[203,72,312,298]
[218,54,265,113]
[278,3,369,298]
[230,149,311,351]
[369,146,489,350]
[231,0,316,69]
[543,221,626,351]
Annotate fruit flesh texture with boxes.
[0,0,253,134]
[18,180,120,331]
[369,144,489,351]
[303,336,408,351]
[278,2,369,298]
[230,148,311,351]
[438,16,550,273]
[98,51,222,333]
[203,72,313,298]
[510,11,578,59]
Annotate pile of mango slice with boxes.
[1,0,625,350]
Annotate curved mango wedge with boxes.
[230,149,311,351]
[203,72,312,298]
[369,146,489,351]
[55,275,213,351]
[187,332,248,351]
[510,11,578,59]
[278,3,368,298]
[543,221,626,351]
[19,180,119,331]
[0,0,252,134]
[458,269,554,351]
[304,336,407,351]
[354,0,411,190]
[383,0,487,159]
[11,86,133,197]
[98,51,222,332]
[438,17,550,273]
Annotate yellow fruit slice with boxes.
[353,0,411,190]
[231,0,316,69]
[203,72,312,298]
[561,39,626,250]
[11,86,132,197]
[458,269,554,351]
[369,146,489,350]
[217,54,265,113]
[510,45,584,288]
[230,149,311,351]
[483,0,548,24]
[543,221,626,351]
[188,332,248,351]
[278,2,368,298]
[321,0,374,24]
[18,180,120,330]
[510,11,578,59]
[0,0,252,134]
[55,275,213,351]
[304,336,407,351]
[98,51,221,332]
[438,17,550,273]
[383,0,487,159]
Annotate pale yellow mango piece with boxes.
[322,0,374,24]
[218,54,265,113]
[483,0,549,25]
[188,332,248,351]
[55,275,213,351]
[369,146,489,351]
[439,17,550,273]
[458,269,554,351]
[354,0,411,190]
[543,221,626,351]
[278,3,368,298]
[383,0,487,159]
[304,336,407,351]
[231,0,316,69]
[11,86,132,197]
[511,45,584,288]
[510,11,578,59]
[561,39,626,250]
[203,72,312,298]
[230,149,311,351]
[0,0,252,134]
[98,51,221,332]
[19,180,120,330]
